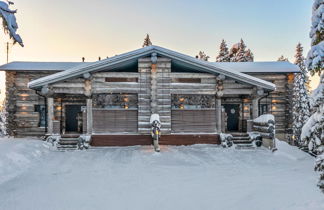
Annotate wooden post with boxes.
[47,97,54,135]
[86,98,93,134]
[252,98,259,119]
[216,98,222,133]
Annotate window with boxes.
[105,77,138,82]
[171,78,201,83]
[172,94,215,109]
[260,104,269,115]
[93,94,138,109]
[34,105,46,127]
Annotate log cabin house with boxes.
[0,45,299,147]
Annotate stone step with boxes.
[232,137,251,140]
[235,144,255,149]
[58,140,79,145]
[233,140,253,144]
[60,137,79,141]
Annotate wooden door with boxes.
[224,104,240,131]
[65,105,82,132]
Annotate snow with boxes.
[0,1,23,46]
[0,138,324,210]
[213,61,300,73]
[0,61,87,71]
[0,138,49,185]
[253,114,275,123]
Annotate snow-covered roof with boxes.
[0,61,300,74]
[212,62,300,73]
[28,45,276,91]
[0,61,86,71]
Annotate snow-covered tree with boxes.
[229,39,254,62]
[306,0,324,76]
[302,0,324,193]
[0,102,7,136]
[277,55,289,61]
[244,49,254,62]
[301,74,324,191]
[216,39,230,62]
[292,43,310,146]
[0,1,23,46]
[142,34,152,47]
[196,51,210,61]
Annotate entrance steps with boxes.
[230,133,255,149]
[56,134,80,150]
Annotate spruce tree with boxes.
[142,34,152,47]
[235,39,247,62]
[216,39,230,62]
[292,43,310,146]
[277,55,289,61]
[229,39,254,62]
[301,0,324,193]
[197,51,210,61]
[244,49,254,62]
[306,0,324,76]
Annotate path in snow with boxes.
[0,139,323,210]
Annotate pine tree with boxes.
[229,39,254,62]
[306,0,324,76]
[197,51,210,61]
[292,43,310,146]
[216,39,230,62]
[277,55,289,61]
[142,34,152,47]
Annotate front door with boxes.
[224,104,240,131]
[65,105,82,133]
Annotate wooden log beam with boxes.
[86,98,93,134]
[47,97,54,135]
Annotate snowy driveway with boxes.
[0,139,324,210]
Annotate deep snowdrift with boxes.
[0,138,323,210]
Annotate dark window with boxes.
[93,94,138,109]
[260,104,269,115]
[105,77,138,82]
[35,105,46,127]
[172,78,201,83]
[172,94,215,109]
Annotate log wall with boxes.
[5,71,58,137]
[248,73,294,136]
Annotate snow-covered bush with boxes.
[292,43,310,146]
[220,133,233,148]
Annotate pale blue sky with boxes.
[0,0,317,100]
[0,0,312,63]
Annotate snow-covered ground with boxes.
[0,138,323,210]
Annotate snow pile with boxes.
[253,114,274,123]
[0,138,49,184]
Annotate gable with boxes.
[27,45,276,91]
